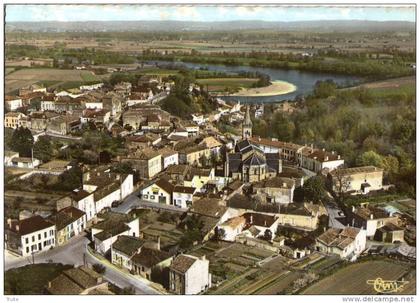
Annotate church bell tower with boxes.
[242,105,252,139]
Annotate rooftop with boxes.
[170,254,197,274]
[112,235,145,256]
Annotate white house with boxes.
[172,186,196,209]
[169,254,211,295]
[84,101,103,110]
[10,156,41,169]
[315,227,366,259]
[80,83,104,91]
[71,189,96,222]
[5,96,23,111]
[6,215,56,257]
[91,213,139,255]
[160,149,179,169]
[49,206,87,246]
[41,100,55,111]
[139,178,174,205]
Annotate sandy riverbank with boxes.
[227,80,297,97]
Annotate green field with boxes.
[196,77,258,92]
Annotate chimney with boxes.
[7,218,12,228]
[96,277,103,284]
[351,206,356,212]
[282,182,287,187]
[370,214,374,220]
[325,156,329,161]
[16,224,20,232]
[250,215,253,224]
[332,151,335,155]
[201,255,206,261]
[322,148,325,152]
[264,220,267,226]
[338,155,341,160]
[48,281,52,288]
[323,227,327,232]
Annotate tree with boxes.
[92,263,106,274]
[33,136,53,162]
[356,150,383,167]
[10,127,34,157]
[263,229,273,241]
[302,176,327,203]
[214,227,226,241]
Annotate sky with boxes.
[5,4,416,23]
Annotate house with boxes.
[71,189,96,222]
[374,223,405,243]
[299,146,344,173]
[218,212,280,242]
[253,176,295,204]
[350,205,399,238]
[5,95,23,111]
[46,266,111,295]
[178,144,212,167]
[172,186,196,209]
[225,139,282,182]
[126,134,162,151]
[166,164,191,183]
[91,212,140,255]
[183,167,215,191]
[121,148,162,180]
[199,136,223,156]
[82,169,134,213]
[80,82,104,91]
[5,215,56,257]
[10,156,41,169]
[111,235,145,271]
[159,148,179,169]
[169,254,211,295]
[139,178,174,205]
[5,112,27,129]
[278,203,321,231]
[315,227,366,259]
[47,115,81,135]
[48,206,86,246]
[131,245,173,280]
[329,166,384,195]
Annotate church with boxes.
[224,106,282,182]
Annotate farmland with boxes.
[302,260,415,295]
[5,68,109,93]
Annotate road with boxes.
[85,246,161,295]
[325,204,346,229]
[113,192,187,214]
[5,233,90,271]
[5,233,159,294]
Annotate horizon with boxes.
[5,4,416,23]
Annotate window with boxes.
[44,232,47,238]
[38,234,41,240]
[25,238,28,244]
[32,236,35,242]
[26,247,29,253]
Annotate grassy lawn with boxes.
[5,263,74,295]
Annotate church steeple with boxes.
[242,105,252,139]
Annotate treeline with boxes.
[252,80,416,197]
[6,44,135,65]
[141,49,414,79]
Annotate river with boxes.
[148,60,361,103]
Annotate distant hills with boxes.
[5,20,415,33]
